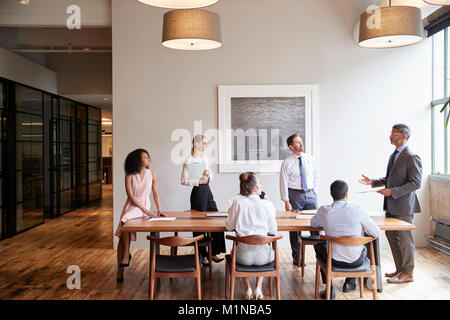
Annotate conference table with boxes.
[121,210,416,294]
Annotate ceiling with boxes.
[0,0,444,119]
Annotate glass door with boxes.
[14,84,44,233]
[77,104,88,206]
[0,81,6,239]
[51,96,59,217]
[87,107,101,202]
[58,98,76,215]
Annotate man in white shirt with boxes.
[280,134,319,265]
[311,180,381,299]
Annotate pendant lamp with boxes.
[359,2,423,48]
[137,0,218,9]
[424,0,450,5]
[162,9,222,50]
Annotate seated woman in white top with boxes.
[226,172,278,300]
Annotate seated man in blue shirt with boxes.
[311,180,381,299]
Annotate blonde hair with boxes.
[191,134,206,157]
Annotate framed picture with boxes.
[218,84,319,173]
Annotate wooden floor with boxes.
[0,184,449,300]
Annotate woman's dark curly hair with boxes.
[124,149,150,175]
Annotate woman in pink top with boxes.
[114,148,164,282]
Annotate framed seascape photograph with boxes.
[218,84,319,173]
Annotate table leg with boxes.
[149,232,160,289]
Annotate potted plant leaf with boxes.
[441,98,450,128]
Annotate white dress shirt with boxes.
[226,194,278,237]
[181,154,213,187]
[311,201,382,263]
[279,153,319,202]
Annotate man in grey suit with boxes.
[360,124,422,284]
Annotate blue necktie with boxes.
[383,149,398,210]
[299,156,308,191]
[386,150,399,178]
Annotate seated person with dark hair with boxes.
[311,180,381,299]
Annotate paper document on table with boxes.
[187,162,206,181]
[206,213,228,217]
[358,187,385,194]
[300,210,316,215]
[296,215,312,220]
[148,217,176,221]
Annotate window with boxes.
[432,27,450,176]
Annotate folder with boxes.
[187,162,207,181]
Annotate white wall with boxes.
[0,46,57,93]
[112,0,432,249]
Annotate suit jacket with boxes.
[372,146,422,215]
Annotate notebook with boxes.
[206,213,228,217]
[147,217,176,221]
[296,215,312,220]
[186,162,207,181]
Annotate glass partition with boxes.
[88,107,101,202]
[15,84,44,232]
[0,81,5,239]
[0,78,102,240]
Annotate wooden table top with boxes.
[120,210,416,233]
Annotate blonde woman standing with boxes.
[181,134,226,265]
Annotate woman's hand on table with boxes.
[157,211,167,217]
[145,210,159,218]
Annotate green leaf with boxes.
[441,99,450,113]
[446,112,450,128]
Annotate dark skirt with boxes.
[191,183,226,256]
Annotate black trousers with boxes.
[191,183,226,257]
[288,188,319,260]
[314,242,367,285]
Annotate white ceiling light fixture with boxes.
[162,9,222,50]
[359,1,424,48]
[424,0,450,5]
[137,0,218,9]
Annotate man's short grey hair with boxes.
[393,123,411,140]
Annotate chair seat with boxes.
[225,254,275,272]
[299,235,326,242]
[156,254,196,273]
[316,255,372,272]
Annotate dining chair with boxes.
[147,234,204,300]
[225,234,283,300]
[171,210,213,279]
[314,235,377,300]
[297,234,326,276]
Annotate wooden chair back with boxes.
[320,235,375,246]
[147,235,204,247]
[226,234,283,245]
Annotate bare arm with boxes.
[151,172,165,216]
[125,174,156,217]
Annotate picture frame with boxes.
[218,84,319,173]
